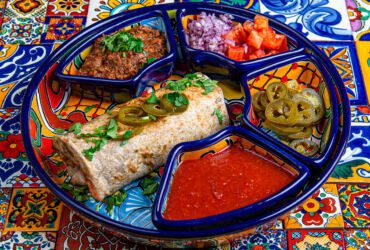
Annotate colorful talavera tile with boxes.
[329,106,370,183]
[338,184,370,229]
[5,188,63,231]
[4,0,48,18]
[86,0,174,26]
[0,45,53,107]
[287,230,345,250]
[178,0,259,11]
[56,207,143,249]
[346,0,370,41]
[284,184,344,229]
[344,229,370,250]
[356,42,370,103]
[231,230,287,249]
[0,188,11,234]
[315,41,367,105]
[0,231,56,249]
[0,109,44,187]
[0,0,6,20]
[46,0,89,16]
[259,0,353,41]
[41,16,85,43]
[0,18,44,45]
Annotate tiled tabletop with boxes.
[0,0,369,249]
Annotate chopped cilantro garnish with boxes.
[165,74,217,95]
[122,52,126,58]
[140,177,159,196]
[83,147,95,161]
[214,108,223,125]
[164,92,189,107]
[101,31,143,53]
[184,73,199,80]
[123,130,133,139]
[106,119,118,139]
[68,122,82,135]
[54,128,66,134]
[120,140,128,146]
[106,110,113,116]
[148,114,157,121]
[146,57,156,64]
[146,91,159,104]
[104,190,127,215]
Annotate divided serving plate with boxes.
[21,3,350,248]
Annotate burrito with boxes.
[54,74,229,200]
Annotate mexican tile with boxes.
[344,229,370,250]
[0,231,56,249]
[287,230,346,250]
[356,41,370,103]
[0,45,53,108]
[41,16,85,43]
[338,184,370,229]
[328,106,370,183]
[259,0,353,41]
[0,188,11,235]
[315,41,367,105]
[346,0,370,41]
[4,0,48,18]
[231,230,287,250]
[4,188,63,231]
[178,0,259,12]
[284,184,344,229]
[55,207,146,250]
[86,0,175,26]
[0,0,6,19]
[0,109,44,187]
[46,0,89,17]
[0,17,43,45]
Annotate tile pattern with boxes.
[338,184,370,229]
[5,188,63,231]
[346,0,370,41]
[259,0,353,41]
[0,0,369,249]
[284,184,344,229]
[287,230,346,250]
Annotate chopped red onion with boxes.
[186,12,233,55]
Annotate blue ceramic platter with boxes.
[20,2,351,247]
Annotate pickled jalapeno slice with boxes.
[265,98,298,126]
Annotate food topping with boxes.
[186,13,289,61]
[78,25,167,80]
[252,80,325,156]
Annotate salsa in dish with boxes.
[185,12,289,61]
[78,25,167,80]
[164,144,296,220]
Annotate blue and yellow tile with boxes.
[338,184,370,229]
[4,0,48,18]
[0,17,44,44]
[0,45,53,107]
[315,41,367,105]
[0,188,11,235]
[260,0,353,41]
[0,231,56,249]
[284,184,344,229]
[41,16,85,43]
[86,0,174,26]
[344,229,370,250]
[4,188,63,231]
[346,0,370,41]
[356,41,370,103]
[46,0,89,17]
[329,106,370,183]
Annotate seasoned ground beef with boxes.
[78,25,167,80]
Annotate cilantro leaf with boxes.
[146,57,156,64]
[101,31,143,54]
[54,128,66,134]
[164,92,189,107]
[142,182,159,195]
[123,130,133,139]
[83,147,95,161]
[68,123,82,135]
[106,119,118,139]
[146,91,159,104]
[214,108,223,125]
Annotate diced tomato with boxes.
[249,49,266,59]
[243,20,254,33]
[249,54,258,60]
[257,27,274,39]
[247,30,263,49]
[265,50,278,57]
[254,15,269,30]
[279,36,289,52]
[262,33,288,50]
[223,29,238,43]
[224,24,248,44]
[227,46,245,61]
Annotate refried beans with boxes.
[78,25,167,80]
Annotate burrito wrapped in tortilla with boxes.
[53,74,229,200]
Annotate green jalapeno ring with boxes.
[117,106,151,126]
[263,120,303,136]
[290,139,319,156]
[265,98,298,126]
[287,126,313,140]
[142,103,168,117]
[266,82,288,102]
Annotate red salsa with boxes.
[164,145,297,220]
